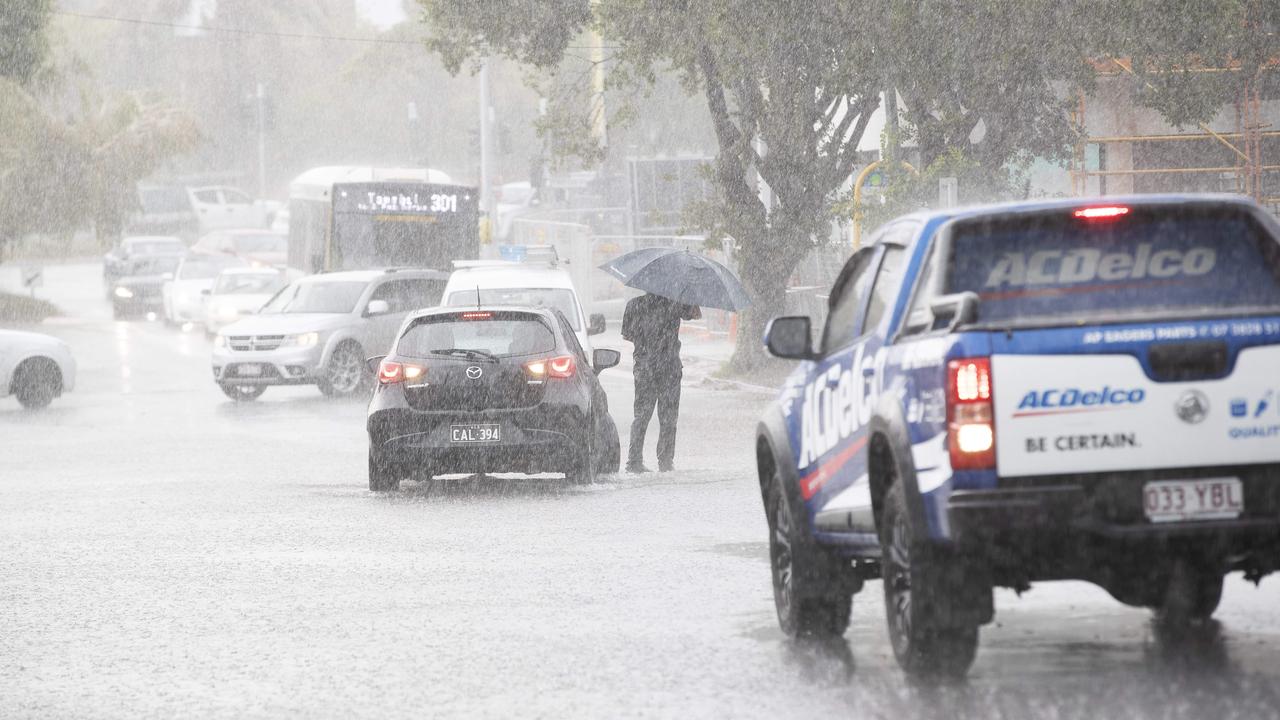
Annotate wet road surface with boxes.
[3,264,1279,718]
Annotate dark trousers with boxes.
[629,360,681,469]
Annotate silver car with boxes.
[211,269,448,401]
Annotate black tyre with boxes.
[566,435,597,484]
[1156,559,1224,627]
[881,481,980,679]
[112,301,128,320]
[764,457,853,638]
[13,359,60,410]
[597,414,621,475]
[368,449,401,492]
[219,383,266,401]
[318,342,368,397]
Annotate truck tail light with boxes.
[378,359,425,384]
[947,357,995,470]
[525,354,576,379]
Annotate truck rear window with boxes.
[947,207,1280,325]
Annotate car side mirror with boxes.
[201,288,211,296]
[587,313,606,336]
[592,348,620,373]
[929,292,980,332]
[763,316,813,360]
[366,355,386,373]
[365,299,391,316]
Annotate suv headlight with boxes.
[282,332,319,348]
[114,286,134,299]
[214,333,227,348]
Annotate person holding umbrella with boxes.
[622,293,701,472]
[599,247,751,473]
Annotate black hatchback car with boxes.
[366,306,623,491]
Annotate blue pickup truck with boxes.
[755,195,1280,678]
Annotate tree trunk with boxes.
[728,228,810,374]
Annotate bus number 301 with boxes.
[430,194,457,213]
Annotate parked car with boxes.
[188,186,271,232]
[203,267,291,335]
[162,253,247,326]
[0,330,76,409]
[366,305,622,491]
[754,195,1280,679]
[103,235,187,294]
[210,268,448,401]
[442,253,606,355]
[128,185,199,239]
[191,228,288,267]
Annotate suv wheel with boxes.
[764,461,853,638]
[319,342,367,397]
[368,449,401,492]
[881,481,979,679]
[220,383,265,401]
[13,359,59,409]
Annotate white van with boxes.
[442,253,606,354]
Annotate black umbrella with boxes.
[599,248,751,311]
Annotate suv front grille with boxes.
[227,335,285,352]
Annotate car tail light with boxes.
[525,354,576,379]
[946,357,995,470]
[1073,205,1130,220]
[378,359,425,384]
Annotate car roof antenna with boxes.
[475,284,481,309]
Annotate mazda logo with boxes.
[466,366,483,379]
[1175,389,1209,424]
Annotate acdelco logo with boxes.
[1016,386,1146,415]
[985,244,1216,288]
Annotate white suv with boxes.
[442,257,605,354]
[211,268,448,401]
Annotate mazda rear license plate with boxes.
[1144,477,1243,523]
[451,423,500,443]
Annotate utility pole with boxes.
[478,59,495,224]
[255,82,266,198]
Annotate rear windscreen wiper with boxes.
[430,348,499,362]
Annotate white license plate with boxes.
[237,364,263,377]
[1143,478,1243,523]
[451,424,501,443]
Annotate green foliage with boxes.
[0,0,52,86]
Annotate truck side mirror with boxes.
[929,292,980,332]
[763,316,813,360]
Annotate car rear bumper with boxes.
[369,405,589,474]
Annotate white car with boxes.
[211,268,448,401]
[187,186,271,233]
[0,330,76,409]
[203,267,291,335]
[442,255,606,354]
[163,254,247,326]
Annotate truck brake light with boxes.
[1073,205,1130,220]
[947,358,995,470]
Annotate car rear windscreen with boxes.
[398,313,556,358]
[947,207,1280,325]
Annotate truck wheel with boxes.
[219,383,265,401]
[764,461,853,638]
[318,342,367,397]
[368,449,401,492]
[1156,559,1224,627]
[881,481,980,679]
[13,359,60,409]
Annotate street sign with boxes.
[21,265,42,290]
